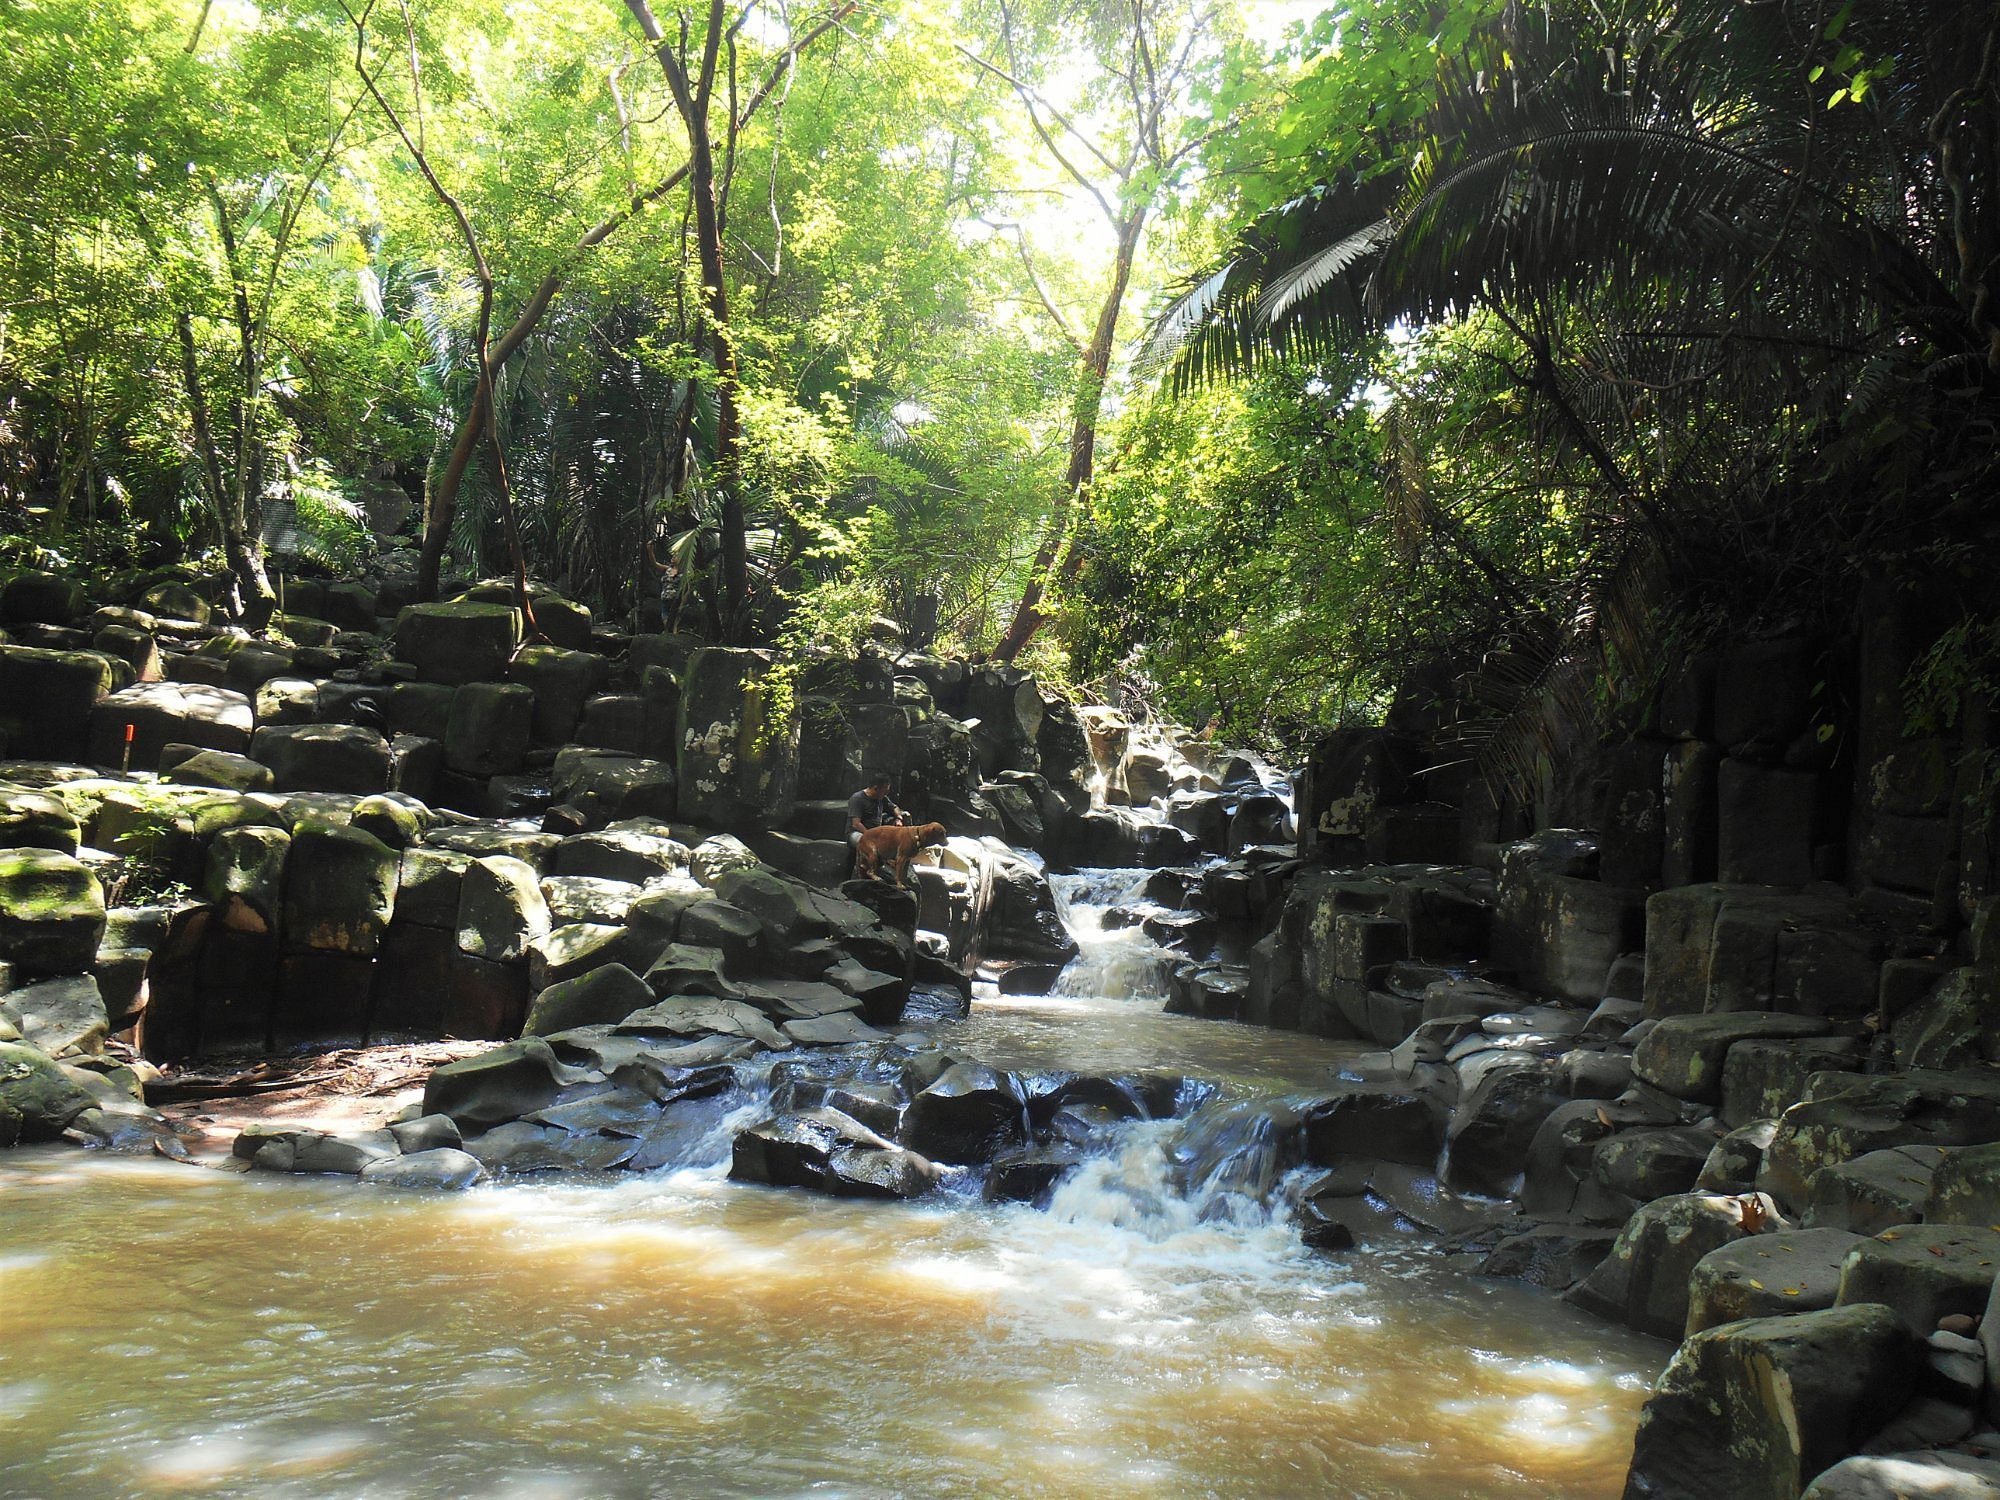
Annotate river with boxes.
[0,869,1664,1498]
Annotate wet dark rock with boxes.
[1477,1224,1618,1290]
[730,1107,937,1199]
[984,1146,1081,1206]
[1441,1055,1568,1197]
[997,962,1064,996]
[464,1119,641,1174]
[901,1062,1028,1164]
[1303,1086,1444,1169]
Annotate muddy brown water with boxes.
[0,871,1665,1498]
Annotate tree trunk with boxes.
[993,210,1144,663]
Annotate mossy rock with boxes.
[280,823,399,955]
[0,848,107,976]
[0,1040,96,1144]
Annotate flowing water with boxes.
[0,868,1665,1499]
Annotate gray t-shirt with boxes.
[847,790,897,830]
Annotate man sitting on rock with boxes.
[847,772,905,872]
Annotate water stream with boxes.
[0,868,1665,1499]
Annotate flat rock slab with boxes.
[1686,1228,1867,1334]
[1805,1145,1945,1234]
[1838,1224,2000,1332]
[1633,1012,1837,1104]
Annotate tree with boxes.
[960,0,1235,662]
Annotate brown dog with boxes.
[854,822,947,887]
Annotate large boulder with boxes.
[730,1107,940,1199]
[0,974,108,1059]
[443,682,533,778]
[980,844,1077,966]
[0,1040,96,1143]
[1634,1012,1839,1104]
[521,962,653,1036]
[0,849,106,976]
[1836,1224,2000,1332]
[1623,1303,1920,1500]
[0,646,116,760]
[677,648,799,830]
[251,723,395,794]
[456,855,551,963]
[553,826,690,885]
[900,1062,1027,1164]
[1685,1229,1864,1334]
[281,823,399,955]
[1569,1191,1779,1337]
[0,788,82,853]
[87,682,253,770]
[1761,1070,2000,1208]
[392,601,521,686]
[421,1036,590,1129]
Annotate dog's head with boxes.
[916,822,948,848]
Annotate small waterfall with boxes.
[1042,1092,1318,1238]
[1048,868,1176,999]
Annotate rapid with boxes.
[0,866,1664,1499]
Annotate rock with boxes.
[1930,1143,2000,1227]
[88,681,253,769]
[362,1142,488,1188]
[464,1119,640,1174]
[984,1146,1081,1205]
[554,827,690,885]
[163,747,275,793]
[0,1040,96,1143]
[282,823,399,955]
[1303,1087,1444,1169]
[0,788,82,854]
[2,570,86,624]
[395,846,470,929]
[1623,1303,1921,1500]
[1477,1224,1618,1289]
[392,601,521,685]
[523,962,654,1036]
[1441,1054,1568,1197]
[421,1036,593,1130]
[1686,1228,1866,1334]
[444,682,534,777]
[527,922,628,991]
[547,750,677,829]
[1570,1191,1782,1337]
[387,1113,463,1153]
[730,1107,939,1199]
[981,845,1078,965]
[643,943,741,1001]
[0,975,108,1059]
[0,646,117,760]
[1594,1126,1720,1201]
[0,848,106,976]
[615,997,790,1051]
[1807,1146,1944,1234]
[677,647,798,830]
[1722,1035,1870,1129]
[1633,1012,1838,1104]
[1697,1119,1781,1192]
[506,645,604,746]
[456,855,551,962]
[251,722,395,794]
[901,1062,1027,1164]
[539,875,637,927]
[1838,1225,2000,1332]
[1762,1071,2000,1209]
[1802,1452,2000,1499]
[688,834,759,887]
